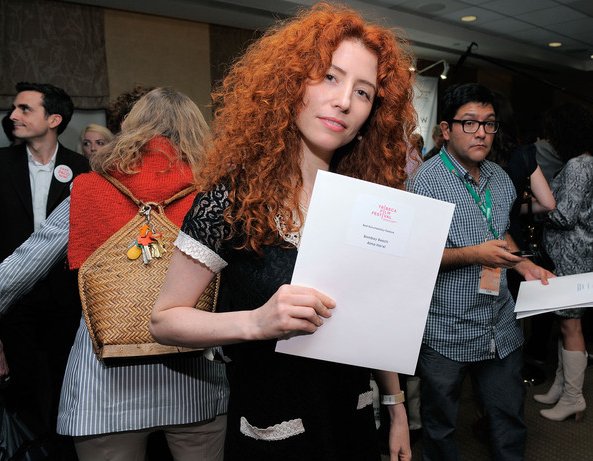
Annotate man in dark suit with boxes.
[0,82,89,457]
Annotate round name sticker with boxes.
[54,165,73,183]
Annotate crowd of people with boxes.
[0,3,592,461]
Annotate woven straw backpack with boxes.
[78,174,219,359]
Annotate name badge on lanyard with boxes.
[479,267,501,296]
[440,151,501,296]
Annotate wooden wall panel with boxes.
[104,9,211,119]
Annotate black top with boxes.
[503,144,538,249]
[181,184,380,461]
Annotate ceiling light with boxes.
[548,42,562,48]
[416,60,450,80]
[440,62,450,80]
[461,15,477,22]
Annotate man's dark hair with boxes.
[15,82,74,134]
[106,85,155,134]
[440,83,498,123]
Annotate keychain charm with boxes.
[126,205,166,264]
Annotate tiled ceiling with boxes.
[360,0,593,70]
[64,0,593,71]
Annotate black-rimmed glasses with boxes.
[450,119,500,134]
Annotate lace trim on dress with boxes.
[357,390,374,410]
[274,205,307,248]
[174,231,227,273]
[274,214,301,248]
[240,416,305,441]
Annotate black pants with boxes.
[0,298,79,458]
[418,345,526,461]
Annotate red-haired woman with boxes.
[152,4,416,460]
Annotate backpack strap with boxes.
[162,184,197,206]
[101,173,196,209]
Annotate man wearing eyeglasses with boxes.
[407,83,553,461]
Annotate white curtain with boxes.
[413,76,438,154]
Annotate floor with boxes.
[390,367,593,460]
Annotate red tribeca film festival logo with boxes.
[371,204,397,223]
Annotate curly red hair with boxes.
[200,2,417,253]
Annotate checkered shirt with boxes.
[407,149,523,362]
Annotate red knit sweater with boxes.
[68,137,197,269]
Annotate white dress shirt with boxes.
[27,144,58,231]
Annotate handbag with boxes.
[515,146,553,269]
[521,182,554,270]
[0,389,48,461]
[78,174,220,360]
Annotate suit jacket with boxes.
[0,143,89,261]
[0,143,89,313]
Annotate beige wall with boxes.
[104,9,212,119]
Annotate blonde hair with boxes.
[90,87,210,181]
[78,124,114,155]
[81,124,114,142]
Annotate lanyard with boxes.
[439,150,498,239]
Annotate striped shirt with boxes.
[0,197,70,315]
[0,198,229,436]
[407,149,523,362]
[58,320,228,436]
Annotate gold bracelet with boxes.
[380,391,405,405]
